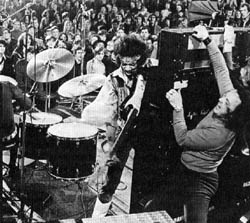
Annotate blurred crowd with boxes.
[0,0,249,83]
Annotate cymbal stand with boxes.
[79,95,84,113]
[45,65,53,113]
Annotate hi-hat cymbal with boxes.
[27,48,75,83]
[58,74,106,98]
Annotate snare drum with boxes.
[47,122,98,180]
[24,112,62,159]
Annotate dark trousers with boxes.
[145,163,219,223]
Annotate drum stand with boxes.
[44,61,54,113]
[45,82,52,113]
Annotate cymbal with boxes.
[27,48,75,83]
[58,74,106,98]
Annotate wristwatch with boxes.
[203,37,212,45]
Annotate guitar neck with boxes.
[110,108,138,158]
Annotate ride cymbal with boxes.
[27,48,75,83]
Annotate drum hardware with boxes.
[27,48,75,112]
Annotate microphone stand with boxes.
[2,3,35,22]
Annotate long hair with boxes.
[114,34,147,67]
[225,72,250,133]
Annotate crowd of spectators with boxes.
[0,0,249,85]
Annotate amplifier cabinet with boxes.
[158,27,250,75]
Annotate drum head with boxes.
[47,122,98,140]
[25,112,62,126]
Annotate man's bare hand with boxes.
[166,89,183,111]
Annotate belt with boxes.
[1,128,17,143]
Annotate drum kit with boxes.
[12,48,106,181]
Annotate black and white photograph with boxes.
[1,0,250,222]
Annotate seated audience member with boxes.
[86,42,106,75]
[2,28,17,57]
[0,40,15,79]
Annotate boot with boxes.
[92,197,112,218]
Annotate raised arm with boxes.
[193,25,235,96]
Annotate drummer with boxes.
[0,79,32,178]
[81,34,148,217]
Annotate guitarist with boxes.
[81,35,148,217]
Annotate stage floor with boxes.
[2,128,134,222]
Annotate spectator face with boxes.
[96,50,105,61]
[100,6,107,14]
[3,30,11,41]
[165,2,170,9]
[57,40,67,49]
[176,4,182,12]
[59,34,67,41]
[74,1,80,8]
[64,21,72,32]
[13,21,21,30]
[178,11,184,17]
[140,28,150,40]
[117,29,125,37]
[107,41,114,52]
[107,4,112,12]
[214,91,241,116]
[27,51,34,61]
[100,34,107,42]
[112,6,118,14]
[136,16,143,25]
[2,21,9,29]
[120,56,140,77]
[52,28,60,39]
[0,43,6,55]
[125,17,132,24]
[74,34,81,42]
[150,15,157,24]
[46,37,56,48]
[112,22,119,30]
[90,36,99,45]
[240,5,250,19]
[226,10,233,17]
[116,14,123,22]
[136,1,142,10]
[65,1,71,9]
[75,49,83,61]
[33,19,39,29]
[182,18,188,27]
[240,62,250,86]
[146,39,153,51]
[21,22,26,31]
[130,2,135,8]
[235,10,241,18]
[153,41,157,49]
